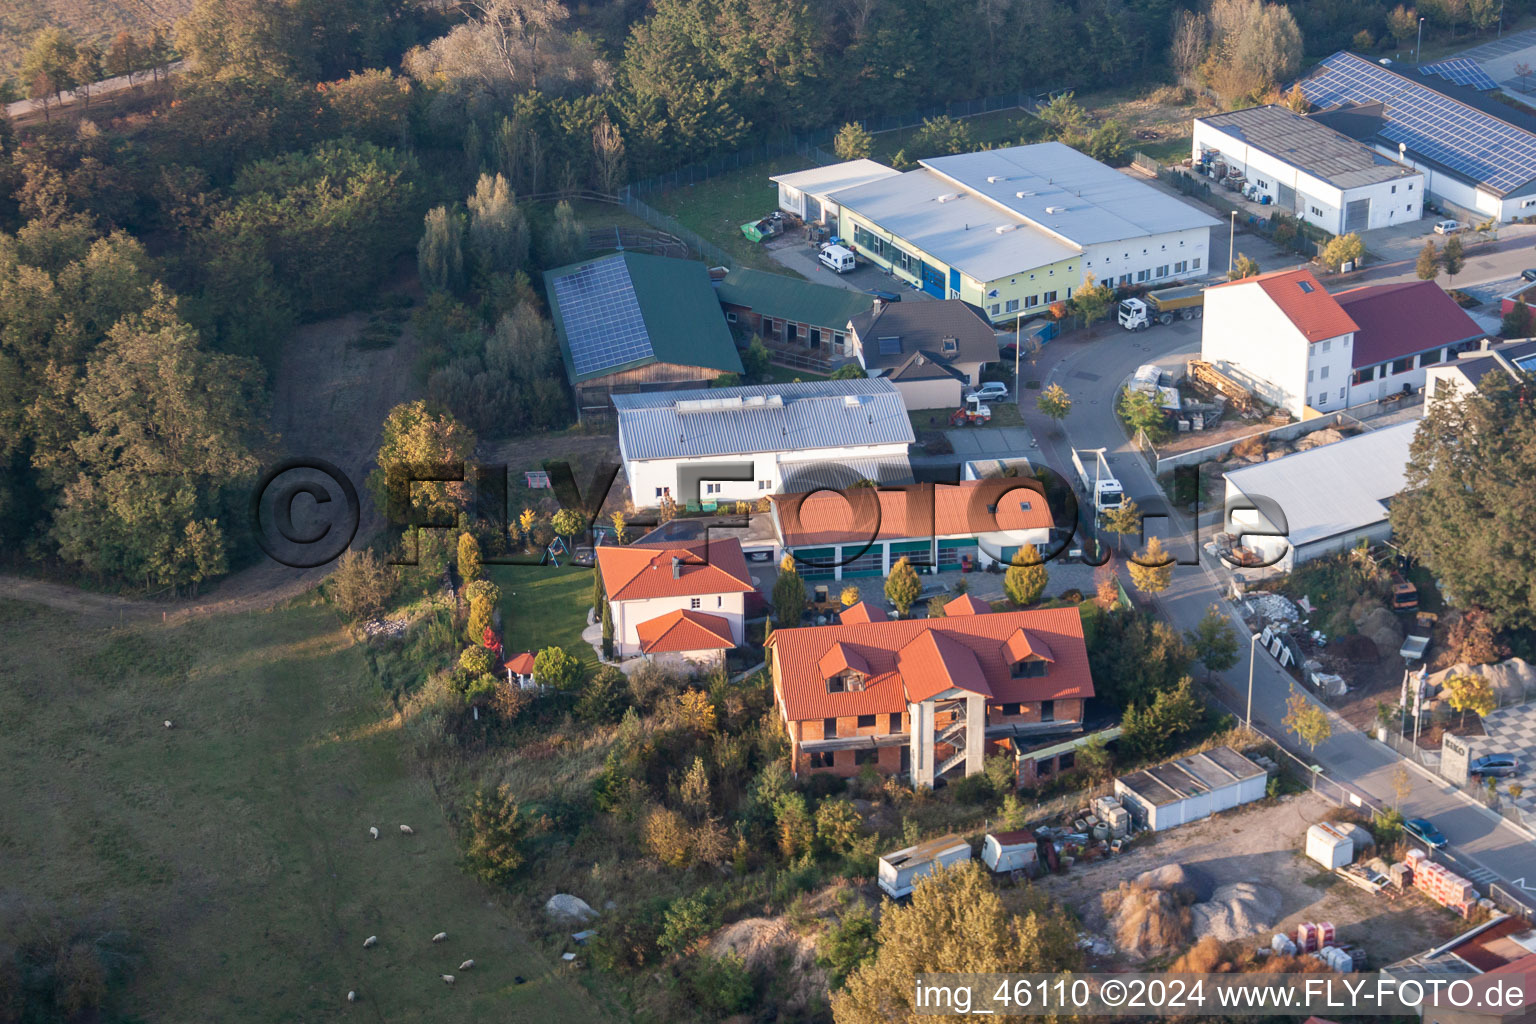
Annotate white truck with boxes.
[1071,448,1124,515]
[1117,285,1205,330]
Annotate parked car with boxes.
[1434,219,1465,235]
[967,381,1011,403]
[1404,817,1448,848]
[1469,754,1521,778]
[1522,269,1536,283]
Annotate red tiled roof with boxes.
[635,609,735,653]
[1211,268,1358,342]
[1334,280,1484,368]
[1004,627,1054,663]
[766,607,1093,721]
[1451,916,1534,973]
[944,593,992,616]
[505,652,536,674]
[597,539,754,602]
[772,479,1053,548]
[819,641,870,678]
[839,601,888,624]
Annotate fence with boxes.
[620,192,737,269]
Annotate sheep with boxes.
[431,932,447,944]
[347,991,357,1003]
[163,720,174,729]
[369,827,379,840]
[399,824,415,835]
[458,960,475,971]
[440,974,456,986]
[362,936,378,949]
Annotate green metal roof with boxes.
[716,268,872,331]
[544,251,743,385]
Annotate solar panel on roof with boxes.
[1419,57,1500,92]
[1300,52,1536,193]
[549,256,655,378]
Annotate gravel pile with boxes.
[1190,882,1280,942]
[1246,592,1300,626]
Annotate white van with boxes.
[818,243,856,273]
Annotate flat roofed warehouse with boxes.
[1196,105,1418,190]
[1114,746,1268,831]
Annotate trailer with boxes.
[878,834,972,898]
[1117,285,1205,330]
[982,830,1039,874]
[1070,448,1123,514]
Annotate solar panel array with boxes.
[1419,58,1500,93]
[549,256,654,378]
[1301,52,1536,194]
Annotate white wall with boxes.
[778,183,805,218]
[1348,347,1452,406]
[1081,226,1210,290]
[626,442,914,507]
[1202,282,1314,417]
[1304,332,1353,413]
[1194,121,1422,233]
[611,592,746,655]
[895,377,965,411]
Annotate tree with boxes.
[909,115,973,156]
[467,594,495,645]
[534,646,585,692]
[1128,535,1173,595]
[552,507,585,544]
[680,756,712,820]
[464,783,531,884]
[1392,765,1413,811]
[1442,671,1496,727]
[1283,83,1311,113]
[1442,235,1465,283]
[465,579,500,608]
[542,200,585,268]
[1391,375,1536,629]
[1119,387,1166,441]
[1186,605,1240,679]
[774,792,814,859]
[818,904,877,989]
[328,549,397,620]
[830,363,868,380]
[467,173,529,278]
[1283,686,1332,751]
[833,862,1081,1023]
[1470,0,1500,32]
[1389,4,1420,45]
[1037,91,1089,138]
[1502,301,1533,339]
[592,116,628,195]
[1122,676,1203,757]
[71,43,102,110]
[21,28,77,121]
[1102,497,1142,551]
[105,31,143,84]
[1228,253,1261,280]
[1169,9,1208,82]
[1447,608,1509,665]
[418,205,466,292]
[840,585,861,607]
[885,556,922,617]
[458,532,483,582]
[1004,543,1048,606]
[1204,0,1303,103]
[1321,233,1364,271]
[1070,274,1116,328]
[773,557,807,626]
[1035,383,1072,428]
[815,798,863,855]
[834,122,874,160]
[1416,240,1440,281]
[600,598,614,660]
[1078,733,1113,781]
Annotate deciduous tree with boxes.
[834,122,874,160]
[773,555,808,626]
[1035,383,1072,426]
[1442,671,1496,727]
[1128,535,1173,594]
[1284,686,1332,751]
[1321,232,1364,271]
[329,549,397,620]
[1416,240,1440,281]
[467,173,529,278]
[1442,235,1465,283]
[534,645,586,692]
[1186,605,1240,679]
[1070,274,1116,329]
[419,205,466,292]
[1229,253,1261,280]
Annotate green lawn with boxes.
[1134,134,1193,165]
[868,108,1041,163]
[908,400,1023,434]
[489,564,598,668]
[0,595,606,1023]
[645,154,816,271]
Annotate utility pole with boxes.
[1014,313,1021,388]
[1247,631,1261,729]
[1417,17,1425,64]
[1228,210,1237,276]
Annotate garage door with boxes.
[1276,182,1296,212]
[1344,198,1371,233]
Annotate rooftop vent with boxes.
[1015,190,1036,198]
[672,556,682,579]
[994,224,1017,234]
[1045,205,1065,214]
[986,175,1006,183]
[843,394,863,408]
[936,192,962,203]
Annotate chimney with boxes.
[672,556,682,579]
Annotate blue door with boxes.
[949,268,962,298]
[920,262,945,298]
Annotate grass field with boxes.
[0,0,186,80]
[0,595,607,1022]
[490,564,598,668]
[645,153,813,272]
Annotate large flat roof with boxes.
[1197,104,1418,189]
[771,159,901,198]
[1225,421,1417,548]
[920,142,1221,245]
[830,167,1082,282]
[612,377,914,462]
[1117,746,1266,807]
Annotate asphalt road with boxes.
[1014,312,1536,911]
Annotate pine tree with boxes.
[885,557,922,617]
[1128,535,1173,594]
[1003,543,1048,606]
[1415,240,1440,281]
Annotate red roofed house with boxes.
[765,595,1094,787]
[595,538,756,668]
[1203,269,1483,418]
[769,478,1053,583]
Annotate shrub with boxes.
[644,805,693,868]
[533,646,585,692]
[659,890,720,955]
[949,772,995,804]
[576,665,627,723]
[459,646,494,675]
[464,578,500,607]
[815,798,863,855]
[685,953,755,1015]
[818,903,878,988]
[327,549,397,620]
[463,783,532,885]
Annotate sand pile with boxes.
[1189,882,1280,942]
[709,917,826,1012]
[1101,865,1198,957]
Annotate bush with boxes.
[818,903,878,988]
[576,665,628,723]
[327,549,397,620]
[659,890,720,955]
[463,783,532,885]
[949,772,996,804]
[685,953,755,1015]
[459,646,494,675]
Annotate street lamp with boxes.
[1228,210,1238,276]
[1246,631,1262,729]
[1416,17,1425,64]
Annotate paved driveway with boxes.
[767,238,935,299]
[946,426,1037,457]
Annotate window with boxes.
[855,749,878,766]
[857,714,876,729]
[690,598,701,609]
[1419,351,1439,368]
[1391,184,1397,194]
[1042,290,1058,304]
[763,318,775,334]
[1392,357,1412,374]
[1059,751,1075,771]
[989,303,1000,315]
[1316,392,1327,407]
[1011,660,1047,678]
[1156,265,1169,278]
[1193,258,1202,269]
[655,488,664,498]
[1339,386,1346,400]
[878,336,902,355]
[1308,369,1314,383]
[706,483,721,494]
[1041,700,1055,722]
[809,751,835,769]
[758,480,772,490]
[827,676,845,694]
[822,717,839,738]
[1000,702,1021,716]
[1407,204,1413,212]
[725,311,737,323]
[1005,298,1020,312]
[1352,368,1373,386]
[833,333,846,349]
[942,337,958,356]
[1174,260,1187,273]
[1320,339,1330,351]
[1320,365,1329,379]
[1136,269,1150,282]
[1036,757,1053,777]
[1023,295,1039,309]
[1119,274,1131,286]
[889,713,902,733]
[1409,183,1415,190]
[1309,205,1324,217]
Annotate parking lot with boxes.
[1477,703,1536,821]
[766,235,937,300]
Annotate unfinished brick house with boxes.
[765,596,1094,787]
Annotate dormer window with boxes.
[942,336,958,356]
[826,670,867,693]
[1003,627,1055,678]
[1010,659,1048,678]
